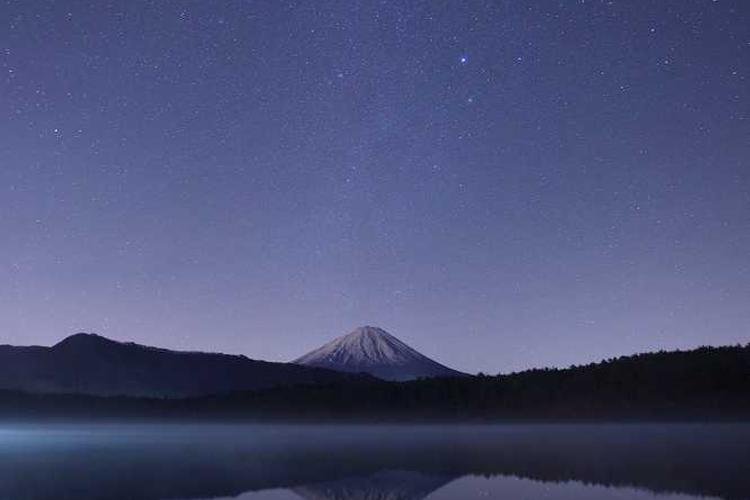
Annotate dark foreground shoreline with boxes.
[2,343,748,422]
[0,384,747,423]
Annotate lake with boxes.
[0,423,747,499]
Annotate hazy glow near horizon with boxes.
[1,1,748,373]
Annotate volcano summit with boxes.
[293,326,466,381]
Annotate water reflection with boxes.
[0,423,746,500]
[292,471,452,500]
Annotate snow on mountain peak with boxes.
[293,326,465,381]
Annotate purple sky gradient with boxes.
[1,0,748,373]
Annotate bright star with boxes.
[460,56,468,64]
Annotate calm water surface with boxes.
[0,423,747,500]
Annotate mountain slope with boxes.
[293,326,465,381]
[292,470,455,500]
[0,333,368,398]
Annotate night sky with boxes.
[1,0,748,374]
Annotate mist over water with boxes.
[0,423,747,499]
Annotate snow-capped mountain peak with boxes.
[293,326,465,381]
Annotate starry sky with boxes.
[1,0,748,374]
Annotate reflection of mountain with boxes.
[0,424,747,500]
[292,470,454,500]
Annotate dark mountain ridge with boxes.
[0,333,369,398]
[0,342,747,421]
[189,342,750,420]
